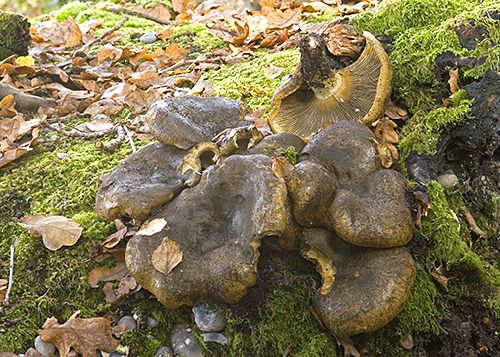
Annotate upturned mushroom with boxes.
[126,154,289,308]
[302,228,416,337]
[268,31,392,141]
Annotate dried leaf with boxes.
[385,101,408,120]
[65,18,83,48]
[152,237,183,275]
[400,334,414,350]
[102,275,138,304]
[0,278,7,303]
[374,118,399,143]
[102,225,128,249]
[448,68,459,94]
[173,0,197,20]
[431,265,449,291]
[88,250,127,288]
[263,64,284,79]
[137,218,168,236]
[38,311,119,357]
[15,56,35,67]
[302,2,334,12]
[272,156,294,180]
[19,215,83,251]
[0,95,17,117]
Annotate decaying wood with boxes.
[0,82,56,112]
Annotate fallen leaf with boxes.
[400,334,414,350]
[302,2,334,12]
[173,0,197,20]
[385,101,408,120]
[102,275,139,304]
[152,237,183,275]
[101,220,128,249]
[271,156,294,180]
[263,64,284,79]
[38,311,119,357]
[0,278,7,303]
[374,118,399,143]
[137,218,168,236]
[15,55,35,67]
[65,18,83,48]
[0,94,17,117]
[448,68,459,94]
[19,215,83,251]
[88,250,127,288]
[431,265,449,291]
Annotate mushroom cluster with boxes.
[96,31,415,340]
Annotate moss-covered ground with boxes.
[1,0,499,355]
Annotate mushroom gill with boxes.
[268,31,392,141]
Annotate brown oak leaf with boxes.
[152,237,183,275]
[38,311,119,357]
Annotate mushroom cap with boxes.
[125,154,288,308]
[146,96,250,150]
[268,31,392,141]
[295,121,413,248]
[95,142,186,221]
[303,228,416,337]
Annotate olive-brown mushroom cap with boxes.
[96,142,186,221]
[268,32,392,141]
[303,228,416,337]
[294,121,413,248]
[125,154,288,308]
[146,96,250,150]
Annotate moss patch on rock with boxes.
[205,49,300,111]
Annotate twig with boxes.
[123,125,137,152]
[159,57,223,74]
[0,83,56,112]
[49,122,117,138]
[79,15,130,53]
[5,240,17,306]
[106,6,171,25]
[463,205,486,236]
[97,125,126,152]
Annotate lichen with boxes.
[205,49,300,110]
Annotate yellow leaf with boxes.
[15,55,35,67]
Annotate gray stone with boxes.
[117,315,137,332]
[34,336,55,357]
[171,324,203,357]
[154,346,174,357]
[193,303,226,332]
[202,332,229,345]
[147,316,160,329]
[437,172,459,188]
[140,32,157,44]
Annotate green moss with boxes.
[0,11,30,60]
[303,10,338,24]
[352,0,500,113]
[171,22,226,54]
[421,181,500,289]
[205,49,300,110]
[277,146,299,165]
[398,91,472,159]
[0,140,132,352]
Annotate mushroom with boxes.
[95,142,186,221]
[268,31,392,141]
[146,96,252,150]
[286,121,413,248]
[125,154,289,308]
[302,228,416,337]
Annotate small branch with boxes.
[159,57,223,74]
[5,240,17,306]
[97,125,126,152]
[49,122,117,139]
[123,125,137,153]
[463,205,486,236]
[0,83,56,112]
[79,15,130,54]
[106,6,171,25]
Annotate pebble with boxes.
[147,316,160,329]
[154,346,174,357]
[34,336,55,357]
[192,303,226,332]
[117,315,137,331]
[202,332,229,346]
[171,324,203,357]
[140,32,158,44]
[437,172,459,188]
[56,152,68,159]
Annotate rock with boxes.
[202,332,230,345]
[117,315,137,332]
[96,142,186,221]
[145,96,250,150]
[192,303,226,332]
[245,132,306,158]
[437,172,459,188]
[126,155,289,308]
[24,348,42,357]
[146,316,159,329]
[34,336,55,357]
[0,11,31,60]
[303,228,416,337]
[171,324,203,357]
[140,32,157,44]
[154,346,173,357]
